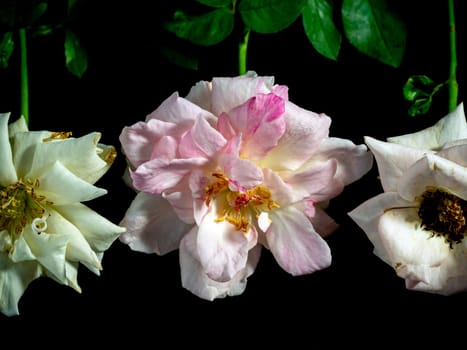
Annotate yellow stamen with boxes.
[42,131,72,142]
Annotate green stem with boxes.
[238,29,250,75]
[19,28,29,125]
[448,0,458,112]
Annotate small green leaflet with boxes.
[65,30,88,78]
[0,31,14,69]
[403,75,444,117]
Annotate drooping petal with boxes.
[53,202,126,252]
[119,192,192,255]
[387,103,467,150]
[364,136,430,192]
[266,205,331,275]
[314,137,374,185]
[196,202,257,282]
[130,157,207,194]
[180,228,261,300]
[398,153,467,201]
[348,192,417,264]
[0,113,18,185]
[210,72,275,116]
[178,116,227,158]
[260,101,331,171]
[37,161,107,205]
[218,93,286,160]
[0,253,41,316]
[308,206,339,238]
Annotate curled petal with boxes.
[0,113,17,184]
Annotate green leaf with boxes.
[239,0,306,34]
[342,0,406,68]
[165,8,234,46]
[64,30,88,78]
[196,0,232,7]
[0,32,14,69]
[403,75,444,116]
[302,0,341,60]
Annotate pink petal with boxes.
[131,157,207,194]
[146,91,216,125]
[178,116,226,158]
[180,229,262,300]
[314,137,374,186]
[308,206,339,238]
[119,119,177,168]
[163,191,195,224]
[221,94,286,160]
[119,192,192,255]
[285,159,344,203]
[210,73,275,116]
[219,153,263,190]
[196,203,258,282]
[261,101,331,171]
[266,205,331,275]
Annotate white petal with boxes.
[398,153,467,201]
[54,202,125,252]
[387,103,467,149]
[0,253,41,316]
[37,161,107,205]
[364,136,429,192]
[0,113,18,184]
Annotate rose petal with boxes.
[0,113,18,184]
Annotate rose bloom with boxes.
[349,103,467,295]
[0,113,126,316]
[120,72,373,300]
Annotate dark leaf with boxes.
[160,45,199,71]
[302,0,341,60]
[64,29,88,78]
[196,0,232,7]
[165,8,234,46]
[0,31,14,69]
[239,0,306,34]
[342,0,406,68]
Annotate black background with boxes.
[1,0,467,344]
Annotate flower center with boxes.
[204,172,279,232]
[0,179,51,252]
[418,187,467,248]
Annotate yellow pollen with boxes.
[42,131,72,142]
[204,173,279,232]
[0,179,52,251]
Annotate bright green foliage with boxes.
[65,30,88,78]
[403,75,445,117]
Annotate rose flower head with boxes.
[0,113,126,316]
[119,72,373,300]
[349,103,467,295]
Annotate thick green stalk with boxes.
[239,29,250,75]
[448,0,458,111]
[19,28,29,124]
